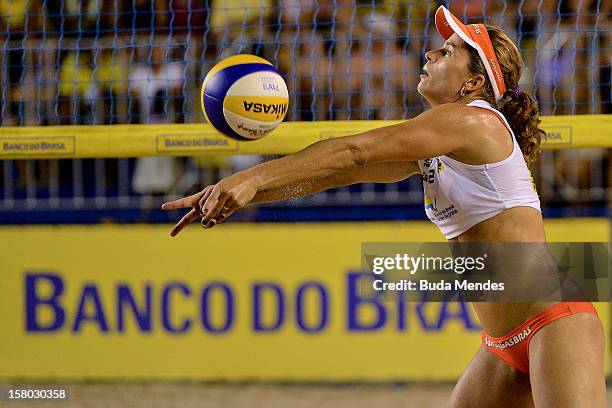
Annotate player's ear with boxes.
[464,74,486,93]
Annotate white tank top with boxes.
[417,100,541,239]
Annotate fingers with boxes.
[162,191,206,211]
[165,185,228,236]
[202,205,237,229]
[197,186,214,215]
[201,188,231,224]
[169,208,199,237]
[165,183,245,234]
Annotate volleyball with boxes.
[201,54,289,141]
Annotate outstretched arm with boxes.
[252,161,419,204]
[162,103,484,236]
[241,103,472,196]
[162,160,419,236]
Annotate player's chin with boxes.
[416,80,427,96]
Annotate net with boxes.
[1,0,610,127]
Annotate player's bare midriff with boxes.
[449,206,558,338]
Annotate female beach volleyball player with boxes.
[163,6,605,407]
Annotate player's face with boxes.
[418,34,472,106]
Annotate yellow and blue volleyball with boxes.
[201,54,289,141]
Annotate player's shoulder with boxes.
[423,102,507,135]
[426,102,499,123]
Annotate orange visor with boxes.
[434,6,507,100]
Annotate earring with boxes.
[460,87,466,97]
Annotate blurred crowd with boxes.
[0,0,610,207]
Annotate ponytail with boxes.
[498,90,544,165]
[465,25,546,165]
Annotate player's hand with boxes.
[198,177,258,229]
[161,175,258,236]
[161,186,214,237]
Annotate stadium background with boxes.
[0,0,610,406]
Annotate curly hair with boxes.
[465,25,545,165]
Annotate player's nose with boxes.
[425,50,436,63]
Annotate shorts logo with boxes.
[485,326,532,350]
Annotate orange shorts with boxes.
[482,302,598,374]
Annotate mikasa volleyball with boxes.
[201,54,289,141]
